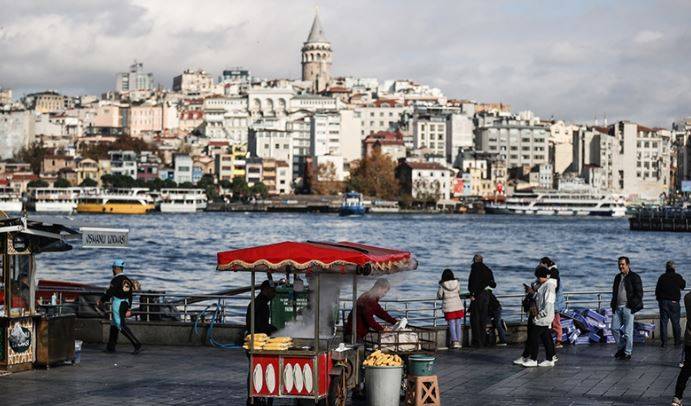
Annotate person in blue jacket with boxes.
[97,259,142,354]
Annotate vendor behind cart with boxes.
[344,278,397,342]
[245,280,277,336]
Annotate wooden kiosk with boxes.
[0,214,80,371]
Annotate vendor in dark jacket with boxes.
[610,256,643,360]
[656,261,686,347]
[345,278,397,342]
[468,254,496,347]
[245,280,277,336]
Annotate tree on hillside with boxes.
[80,136,157,160]
[27,179,49,188]
[250,182,269,199]
[197,174,219,201]
[231,177,250,201]
[346,149,399,200]
[101,174,137,189]
[80,178,98,187]
[310,162,342,195]
[16,142,48,174]
[54,178,72,188]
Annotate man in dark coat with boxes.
[611,256,643,360]
[468,254,496,347]
[245,280,277,336]
[656,261,686,347]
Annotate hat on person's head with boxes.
[260,280,274,290]
[113,259,126,268]
[535,266,549,279]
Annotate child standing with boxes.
[437,269,465,349]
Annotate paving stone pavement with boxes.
[0,342,684,405]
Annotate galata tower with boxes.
[301,11,332,93]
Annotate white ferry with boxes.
[159,188,208,213]
[486,192,627,217]
[29,187,92,213]
[77,188,155,214]
[0,186,23,213]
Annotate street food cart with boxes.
[216,241,417,405]
[0,214,128,371]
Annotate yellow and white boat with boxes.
[77,188,154,214]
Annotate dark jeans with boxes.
[470,291,490,347]
[491,308,508,344]
[107,301,141,351]
[675,345,691,399]
[526,323,555,361]
[659,300,682,345]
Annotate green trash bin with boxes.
[408,354,436,376]
[269,285,309,330]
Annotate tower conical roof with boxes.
[306,11,328,43]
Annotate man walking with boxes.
[611,256,643,360]
[468,254,496,347]
[672,289,691,406]
[97,259,142,354]
[656,261,686,347]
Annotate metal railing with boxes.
[40,286,671,327]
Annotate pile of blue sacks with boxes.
[555,307,655,345]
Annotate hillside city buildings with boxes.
[0,11,690,202]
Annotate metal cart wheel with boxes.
[327,368,347,406]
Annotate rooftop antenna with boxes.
[604,113,608,126]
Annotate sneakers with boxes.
[680,362,685,368]
[672,396,682,406]
[513,356,528,365]
[132,345,143,355]
[622,354,631,361]
[555,342,564,349]
[552,355,559,363]
[538,360,555,367]
[451,341,461,349]
[521,359,538,367]
[614,349,625,359]
[496,342,508,347]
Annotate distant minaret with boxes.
[301,10,332,93]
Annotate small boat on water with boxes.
[339,191,366,216]
[369,199,400,213]
[29,187,94,213]
[0,186,23,213]
[76,188,154,214]
[159,188,208,213]
[486,191,627,217]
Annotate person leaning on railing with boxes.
[656,261,686,348]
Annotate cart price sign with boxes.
[80,227,129,248]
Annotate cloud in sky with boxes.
[1,0,690,126]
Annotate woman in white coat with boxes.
[438,269,465,349]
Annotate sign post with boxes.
[80,227,129,249]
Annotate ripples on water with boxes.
[35,213,691,299]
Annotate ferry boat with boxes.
[0,186,22,213]
[76,188,154,214]
[339,191,366,216]
[369,200,400,213]
[159,188,208,213]
[485,191,626,217]
[29,187,89,213]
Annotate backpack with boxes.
[522,292,538,318]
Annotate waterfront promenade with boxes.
[0,343,681,405]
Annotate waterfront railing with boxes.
[43,287,669,327]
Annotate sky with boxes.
[0,0,690,127]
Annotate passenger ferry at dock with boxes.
[29,187,93,213]
[0,186,23,213]
[159,188,208,213]
[76,188,155,214]
[486,191,627,217]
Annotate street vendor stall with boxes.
[0,213,128,371]
[216,240,417,405]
